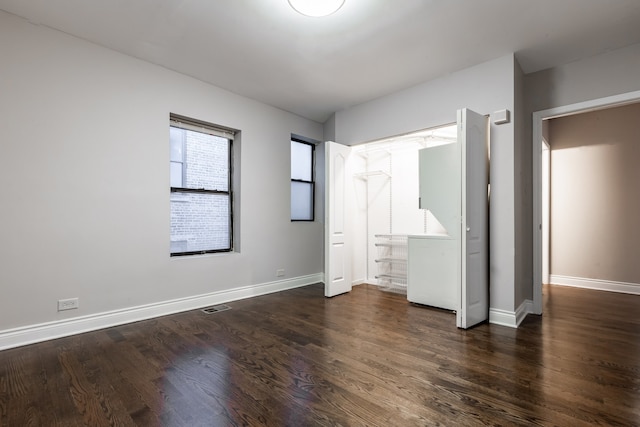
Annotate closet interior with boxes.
[349,124,457,293]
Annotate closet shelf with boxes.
[354,147,392,158]
[375,242,406,248]
[375,257,407,264]
[375,234,408,294]
[375,273,407,281]
[353,170,390,180]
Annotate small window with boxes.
[291,139,315,221]
[170,115,235,256]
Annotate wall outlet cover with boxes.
[58,298,79,311]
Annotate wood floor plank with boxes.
[1,283,639,426]
[185,315,361,425]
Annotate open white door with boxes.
[457,109,489,329]
[324,141,353,297]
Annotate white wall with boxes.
[0,11,324,339]
[327,55,519,315]
[350,150,369,284]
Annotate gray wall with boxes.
[329,55,519,314]
[549,103,640,284]
[514,56,532,303]
[525,42,640,114]
[0,11,324,331]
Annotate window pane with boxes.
[171,193,230,253]
[170,127,184,161]
[170,162,183,187]
[291,141,312,181]
[291,181,313,220]
[185,131,229,191]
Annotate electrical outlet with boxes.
[276,269,285,277]
[58,298,79,311]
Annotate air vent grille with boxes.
[201,304,231,314]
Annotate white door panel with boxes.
[458,108,489,329]
[330,243,345,282]
[325,142,352,297]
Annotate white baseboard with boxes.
[550,275,640,295]
[0,274,323,351]
[489,299,533,328]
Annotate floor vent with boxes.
[201,304,231,314]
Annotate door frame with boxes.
[532,89,640,314]
[541,140,550,286]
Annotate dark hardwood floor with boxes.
[1,283,639,426]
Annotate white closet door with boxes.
[457,109,489,329]
[325,141,353,297]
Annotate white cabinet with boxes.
[408,124,461,310]
[407,235,457,310]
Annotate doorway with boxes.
[532,89,640,314]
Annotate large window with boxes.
[291,138,315,221]
[170,115,234,256]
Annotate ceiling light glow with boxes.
[288,0,345,17]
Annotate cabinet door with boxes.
[418,142,461,238]
[407,237,457,310]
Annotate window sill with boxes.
[170,250,239,259]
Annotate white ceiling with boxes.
[2,0,640,123]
